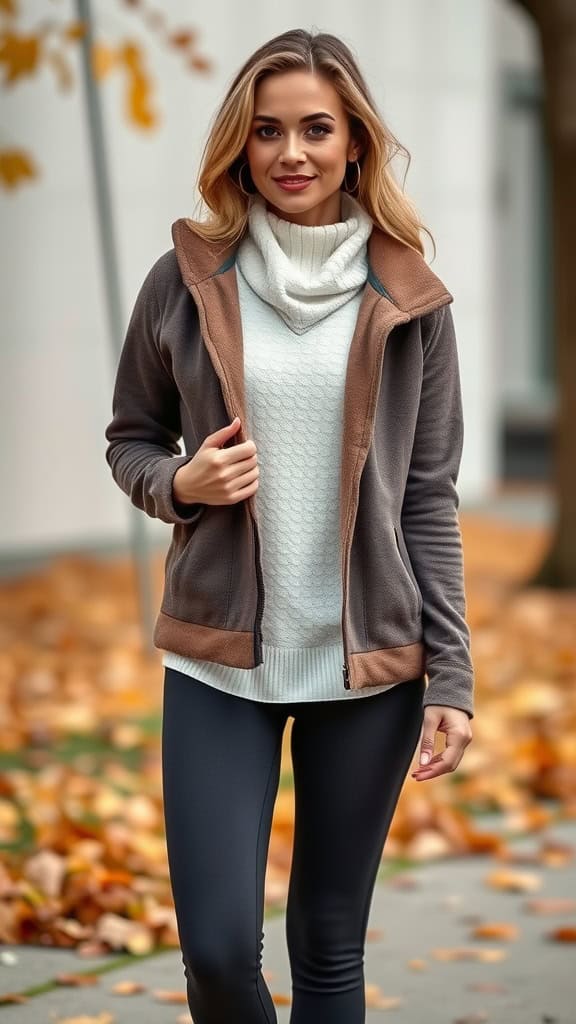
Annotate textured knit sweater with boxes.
[162,192,404,702]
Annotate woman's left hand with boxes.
[411,705,473,782]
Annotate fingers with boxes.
[217,439,258,464]
[411,748,462,780]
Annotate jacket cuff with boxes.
[422,664,474,719]
[151,455,205,526]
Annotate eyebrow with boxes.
[252,112,336,124]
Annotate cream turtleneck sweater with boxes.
[162,192,403,702]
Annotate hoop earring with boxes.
[237,161,255,197]
[343,159,361,194]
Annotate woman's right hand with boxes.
[172,417,260,506]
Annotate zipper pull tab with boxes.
[342,663,350,689]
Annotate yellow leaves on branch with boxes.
[0,25,156,131]
[0,12,212,188]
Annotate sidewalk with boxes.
[0,813,573,1022]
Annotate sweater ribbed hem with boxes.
[161,642,402,703]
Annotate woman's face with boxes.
[243,70,361,227]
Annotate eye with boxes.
[255,123,332,139]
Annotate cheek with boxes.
[245,140,271,171]
[315,139,348,169]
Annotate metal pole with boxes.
[75,0,155,653]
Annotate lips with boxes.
[274,176,315,182]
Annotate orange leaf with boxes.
[0,29,40,84]
[152,988,188,1003]
[525,897,576,914]
[547,925,576,942]
[365,983,403,1009]
[471,921,519,941]
[169,30,197,49]
[485,868,542,893]
[55,973,100,986]
[64,21,86,42]
[188,54,212,74]
[272,992,291,1005]
[110,979,147,994]
[0,148,37,189]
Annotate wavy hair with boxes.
[186,28,434,258]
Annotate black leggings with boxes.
[161,667,426,1024]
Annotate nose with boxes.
[279,132,306,165]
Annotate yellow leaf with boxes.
[120,41,157,130]
[91,42,116,80]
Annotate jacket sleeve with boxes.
[400,302,474,719]
[104,260,204,527]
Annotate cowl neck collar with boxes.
[235,191,374,334]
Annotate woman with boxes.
[105,27,474,1024]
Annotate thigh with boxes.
[286,677,426,947]
[161,669,286,963]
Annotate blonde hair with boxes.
[186,28,434,258]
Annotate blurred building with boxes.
[0,0,549,567]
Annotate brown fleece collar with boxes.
[171,212,453,316]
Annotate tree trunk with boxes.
[513,0,576,586]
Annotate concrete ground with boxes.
[0,812,573,1023]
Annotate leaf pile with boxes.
[0,512,574,952]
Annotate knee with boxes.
[287,908,363,989]
[182,936,256,995]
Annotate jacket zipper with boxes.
[251,511,264,666]
[342,544,352,688]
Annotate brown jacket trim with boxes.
[348,642,426,689]
[153,613,255,669]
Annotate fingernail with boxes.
[420,752,430,765]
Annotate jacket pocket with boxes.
[393,526,423,617]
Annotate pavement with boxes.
[0,812,573,1023]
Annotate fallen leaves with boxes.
[0,514,573,963]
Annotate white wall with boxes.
[1,0,500,557]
